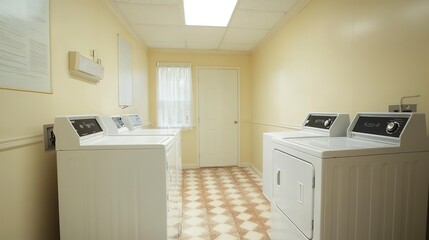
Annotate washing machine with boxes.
[101,115,182,233]
[120,114,182,176]
[54,115,178,240]
[101,115,181,180]
[263,113,350,201]
[271,112,429,240]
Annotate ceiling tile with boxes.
[134,25,185,42]
[229,10,285,29]
[219,43,255,51]
[145,41,186,49]
[223,28,269,44]
[187,42,220,50]
[237,0,298,12]
[185,26,226,43]
[116,3,183,25]
[107,0,305,51]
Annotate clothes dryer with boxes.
[271,112,429,240]
[54,115,178,240]
[263,113,350,201]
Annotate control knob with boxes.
[324,119,332,128]
[386,121,400,134]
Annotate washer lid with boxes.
[276,137,400,158]
[121,128,180,136]
[265,130,325,139]
[79,135,174,150]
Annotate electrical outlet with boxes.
[43,124,55,151]
[388,104,417,112]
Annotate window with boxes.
[157,63,193,128]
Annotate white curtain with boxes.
[157,65,193,128]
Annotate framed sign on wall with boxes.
[0,0,51,93]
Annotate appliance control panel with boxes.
[352,116,409,138]
[129,115,143,127]
[70,118,103,137]
[304,115,338,129]
[111,116,126,129]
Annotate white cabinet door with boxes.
[198,68,238,167]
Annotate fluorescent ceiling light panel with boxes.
[183,0,237,27]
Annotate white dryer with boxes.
[263,113,350,201]
[271,112,429,240]
[54,115,178,240]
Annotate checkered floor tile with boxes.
[179,167,271,240]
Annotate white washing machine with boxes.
[101,115,181,179]
[54,115,178,240]
[101,115,183,235]
[120,114,182,172]
[271,112,429,240]
[263,113,350,201]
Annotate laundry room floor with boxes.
[180,167,271,240]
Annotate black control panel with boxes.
[71,118,103,137]
[112,117,126,129]
[352,116,409,138]
[304,115,337,129]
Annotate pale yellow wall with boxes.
[148,49,252,168]
[250,0,429,171]
[0,0,149,239]
[2,0,428,237]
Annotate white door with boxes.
[198,68,238,167]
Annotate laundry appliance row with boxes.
[265,112,429,240]
[54,114,182,240]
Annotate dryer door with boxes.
[273,149,315,239]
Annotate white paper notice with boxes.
[0,0,51,92]
[118,36,133,107]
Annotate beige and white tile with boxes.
[181,167,271,239]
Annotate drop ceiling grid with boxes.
[111,0,301,51]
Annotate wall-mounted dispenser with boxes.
[69,51,104,81]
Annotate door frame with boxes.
[196,66,241,168]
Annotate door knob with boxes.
[234,121,238,124]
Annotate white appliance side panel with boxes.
[273,150,315,239]
[57,149,168,240]
[166,142,181,238]
[321,152,429,240]
[262,133,274,201]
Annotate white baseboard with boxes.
[182,163,198,169]
[182,162,263,179]
[239,162,262,178]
